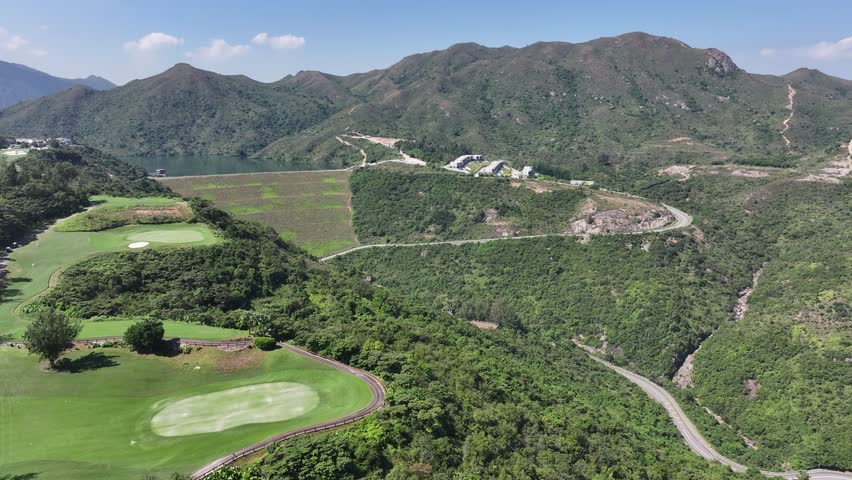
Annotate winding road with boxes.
[575,342,852,480]
[319,203,692,262]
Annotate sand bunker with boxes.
[150,382,319,437]
[128,242,150,249]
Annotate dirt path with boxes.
[781,84,797,147]
[335,136,367,167]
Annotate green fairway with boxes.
[0,199,219,337]
[79,320,246,340]
[0,346,374,480]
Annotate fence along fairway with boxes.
[0,345,375,480]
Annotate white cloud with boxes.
[794,36,852,60]
[124,32,183,54]
[0,27,30,52]
[761,36,852,61]
[29,48,48,57]
[251,32,305,49]
[186,39,250,61]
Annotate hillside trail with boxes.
[335,136,367,166]
[781,84,796,147]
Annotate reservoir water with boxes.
[121,155,328,177]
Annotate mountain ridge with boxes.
[1,32,850,168]
[0,60,115,109]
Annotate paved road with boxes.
[319,203,692,262]
[575,342,852,480]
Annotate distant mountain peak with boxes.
[0,60,114,109]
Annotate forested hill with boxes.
[3,32,851,170]
[0,59,115,109]
[0,146,169,248]
[35,197,743,479]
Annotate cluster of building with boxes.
[445,154,536,179]
[10,137,73,148]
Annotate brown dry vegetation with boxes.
[161,171,358,257]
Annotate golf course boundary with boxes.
[189,341,386,478]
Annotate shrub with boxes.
[124,319,165,353]
[253,336,276,351]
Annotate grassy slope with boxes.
[0,346,373,480]
[0,199,218,337]
[55,195,188,232]
[78,319,246,340]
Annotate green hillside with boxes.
[3,33,851,172]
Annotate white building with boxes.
[479,160,504,176]
[448,154,484,170]
[521,166,535,178]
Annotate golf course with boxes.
[0,196,218,337]
[0,345,374,479]
[0,196,383,479]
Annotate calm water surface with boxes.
[121,155,330,177]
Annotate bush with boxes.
[253,336,276,351]
[124,319,165,353]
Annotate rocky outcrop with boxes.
[568,208,674,235]
[705,48,739,76]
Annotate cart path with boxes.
[319,203,692,262]
[0,336,386,480]
[574,341,852,480]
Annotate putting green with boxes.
[127,229,206,244]
[151,382,319,437]
[0,347,374,480]
[0,197,219,337]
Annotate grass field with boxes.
[78,319,247,340]
[160,171,358,257]
[0,346,374,479]
[0,198,219,337]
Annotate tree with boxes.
[23,310,82,369]
[125,319,165,353]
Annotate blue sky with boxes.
[2,0,852,84]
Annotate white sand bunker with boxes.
[150,382,319,437]
[128,242,150,249]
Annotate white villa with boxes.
[448,154,484,170]
[478,160,504,176]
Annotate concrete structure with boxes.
[569,180,595,186]
[521,166,535,178]
[447,154,483,170]
[478,160,504,176]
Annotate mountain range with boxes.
[1,32,850,170]
[0,60,115,109]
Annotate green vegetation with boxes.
[19,195,745,479]
[78,319,246,340]
[22,310,82,369]
[253,336,276,351]
[0,146,168,248]
[161,171,357,257]
[350,168,587,243]
[0,201,218,336]
[0,346,373,480]
[56,196,190,232]
[124,319,165,353]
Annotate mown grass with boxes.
[0,198,219,337]
[78,319,247,340]
[0,346,374,480]
[160,171,358,257]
